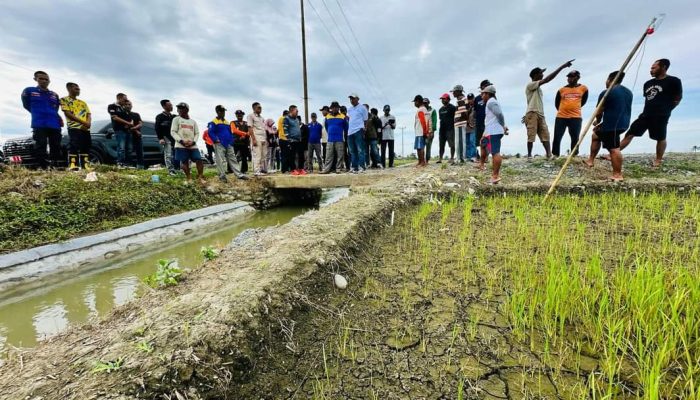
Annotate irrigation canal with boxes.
[0,188,349,351]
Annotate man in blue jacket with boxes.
[320,101,348,174]
[208,105,247,182]
[306,112,323,172]
[21,71,63,169]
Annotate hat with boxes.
[235,109,245,115]
[467,93,475,99]
[176,102,189,109]
[319,105,329,111]
[481,85,496,94]
[529,67,546,78]
[215,105,227,112]
[479,79,492,88]
[412,94,424,103]
[330,101,341,108]
[451,84,464,92]
[348,93,359,99]
[440,93,450,100]
[383,104,391,111]
[423,98,431,104]
[567,70,581,77]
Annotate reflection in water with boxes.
[0,188,349,350]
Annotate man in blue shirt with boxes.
[21,71,63,169]
[346,93,368,173]
[320,102,348,174]
[585,71,633,182]
[208,105,247,182]
[283,105,305,175]
[306,112,323,172]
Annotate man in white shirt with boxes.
[247,102,268,174]
[524,59,573,158]
[480,86,508,184]
[346,93,369,173]
[171,102,204,184]
[380,105,396,168]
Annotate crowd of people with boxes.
[20,57,682,183]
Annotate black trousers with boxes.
[290,140,305,170]
[552,117,582,156]
[381,140,395,167]
[68,128,92,154]
[33,128,62,169]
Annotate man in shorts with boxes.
[619,58,683,167]
[524,59,574,158]
[413,95,429,167]
[479,85,508,184]
[171,102,205,184]
[585,71,633,181]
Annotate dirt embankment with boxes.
[0,170,428,399]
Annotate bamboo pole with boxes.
[543,17,659,201]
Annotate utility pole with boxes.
[300,0,310,123]
[399,126,406,157]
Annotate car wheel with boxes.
[89,149,104,165]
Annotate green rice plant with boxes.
[136,340,153,354]
[91,357,124,374]
[440,195,458,226]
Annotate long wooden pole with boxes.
[300,0,310,123]
[543,17,658,201]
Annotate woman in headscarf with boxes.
[264,118,279,172]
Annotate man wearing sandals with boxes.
[619,59,683,167]
[479,85,508,184]
[585,71,633,182]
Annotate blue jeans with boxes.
[465,130,477,159]
[368,139,380,166]
[347,130,366,171]
[115,130,131,165]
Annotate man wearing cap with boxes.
[479,85,508,184]
[155,99,178,175]
[423,98,437,163]
[319,105,330,162]
[379,105,396,168]
[413,95,430,167]
[306,112,323,172]
[208,105,247,182]
[320,101,347,174]
[553,70,588,157]
[346,93,369,173]
[21,71,63,169]
[472,80,491,159]
[247,102,268,174]
[585,71,633,181]
[231,110,251,174]
[171,102,205,184]
[525,59,574,158]
[451,85,471,163]
[438,93,456,163]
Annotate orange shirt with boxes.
[556,85,588,119]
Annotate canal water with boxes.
[0,188,349,351]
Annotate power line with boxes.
[306,0,377,104]
[321,0,377,101]
[332,0,390,105]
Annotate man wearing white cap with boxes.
[479,86,508,184]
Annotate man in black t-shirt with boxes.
[124,100,144,168]
[107,93,134,167]
[155,99,178,174]
[620,58,683,167]
[438,93,456,162]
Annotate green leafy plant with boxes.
[143,259,182,288]
[136,340,154,354]
[200,245,219,261]
[91,357,124,374]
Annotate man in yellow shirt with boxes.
[553,70,588,157]
[277,110,290,172]
[60,82,92,170]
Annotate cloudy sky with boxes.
[1,0,698,156]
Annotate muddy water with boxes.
[0,188,349,351]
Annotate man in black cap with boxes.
[320,101,347,174]
[231,110,251,174]
[472,80,491,159]
[525,59,574,158]
[553,70,588,157]
[171,102,205,184]
[413,95,429,167]
[155,99,178,175]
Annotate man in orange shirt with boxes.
[553,70,588,157]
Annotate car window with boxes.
[142,122,156,137]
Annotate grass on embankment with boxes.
[0,166,223,253]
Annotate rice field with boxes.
[235,190,699,399]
